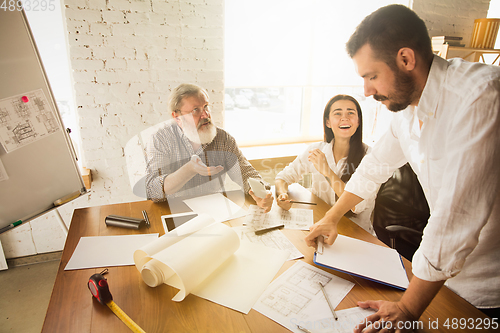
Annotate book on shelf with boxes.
[432,36,465,48]
[432,35,463,41]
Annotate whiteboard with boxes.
[0,10,85,230]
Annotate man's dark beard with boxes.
[374,69,417,112]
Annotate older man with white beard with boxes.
[145,83,273,212]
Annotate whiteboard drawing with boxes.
[0,89,59,153]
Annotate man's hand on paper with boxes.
[190,155,224,177]
[305,215,339,247]
[276,192,292,211]
[354,300,415,333]
[306,191,363,248]
[250,190,274,213]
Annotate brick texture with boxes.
[64,0,224,207]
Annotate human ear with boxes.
[397,47,416,71]
[172,112,183,128]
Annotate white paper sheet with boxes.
[294,307,377,333]
[233,225,303,261]
[65,234,159,270]
[244,205,313,230]
[314,235,409,289]
[183,193,247,222]
[134,222,289,314]
[168,213,217,236]
[253,261,354,332]
[0,238,8,270]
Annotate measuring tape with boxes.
[88,269,146,333]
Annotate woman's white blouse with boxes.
[276,141,376,234]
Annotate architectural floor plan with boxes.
[233,225,303,260]
[0,89,59,153]
[253,261,355,332]
[244,205,314,230]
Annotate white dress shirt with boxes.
[345,55,500,308]
[276,141,376,234]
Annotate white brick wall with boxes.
[65,0,225,207]
[0,0,493,259]
[413,0,491,46]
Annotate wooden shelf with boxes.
[433,44,500,64]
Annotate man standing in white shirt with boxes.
[306,4,500,331]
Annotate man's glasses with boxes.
[177,104,211,117]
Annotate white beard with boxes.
[195,122,217,144]
[180,115,217,145]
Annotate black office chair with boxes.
[372,163,430,261]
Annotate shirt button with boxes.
[420,159,425,163]
[428,112,433,116]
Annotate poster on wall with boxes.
[0,89,60,153]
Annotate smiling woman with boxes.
[274,94,378,234]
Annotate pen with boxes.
[142,210,151,228]
[319,282,338,320]
[255,224,284,235]
[0,220,22,234]
[316,235,324,255]
[289,200,317,205]
[296,324,313,333]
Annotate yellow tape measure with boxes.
[88,269,146,333]
[106,300,146,333]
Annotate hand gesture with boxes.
[276,192,292,211]
[250,190,274,213]
[190,155,224,177]
[308,149,330,177]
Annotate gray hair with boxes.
[168,83,209,113]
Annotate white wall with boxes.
[0,0,493,259]
[413,0,491,46]
[66,0,225,208]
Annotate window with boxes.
[25,7,82,166]
[225,0,409,147]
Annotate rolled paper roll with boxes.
[134,222,240,301]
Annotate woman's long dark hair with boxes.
[322,94,366,183]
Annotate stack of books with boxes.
[432,36,465,48]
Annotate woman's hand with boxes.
[276,192,292,211]
[308,149,330,177]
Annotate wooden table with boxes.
[42,184,495,332]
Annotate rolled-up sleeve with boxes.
[145,132,170,202]
[275,148,312,185]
